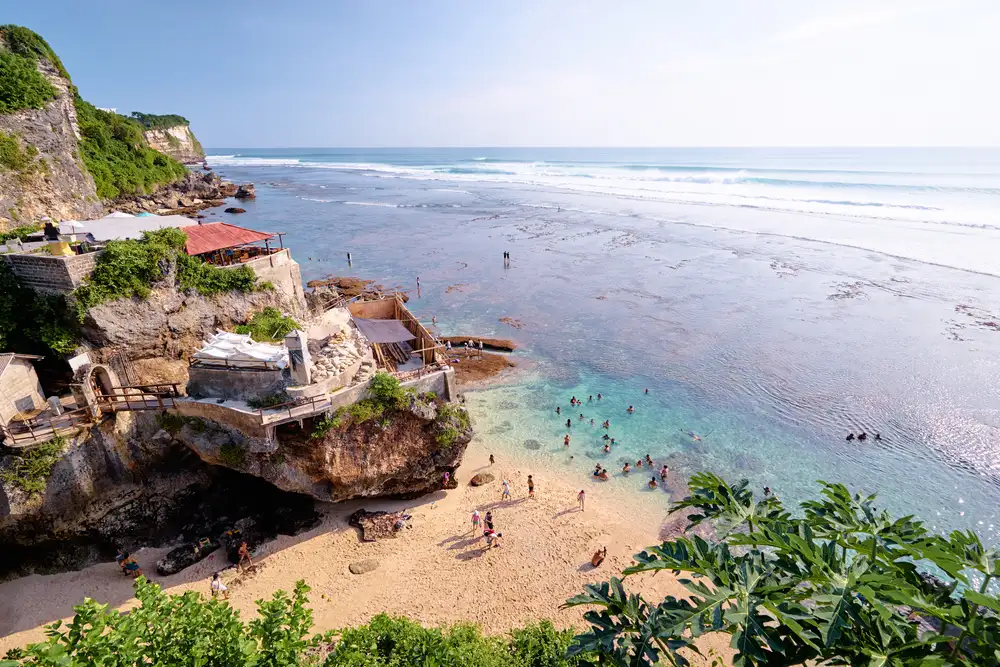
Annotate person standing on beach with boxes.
[489,454,495,466]
[210,572,229,599]
[501,479,511,501]
[577,489,586,512]
[471,509,481,533]
[485,511,494,531]
[527,475,535,498]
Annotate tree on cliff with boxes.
[565,473,1000,666]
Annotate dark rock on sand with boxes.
[224,207,246,214]
[349,509,409,542]
[156,539,220,575]
[349,559,379,575]
[469,472,495,487]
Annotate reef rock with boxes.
[469,473,494,487]
[234,183,256,199]
[224,207,246,214]
[349,559,379,574]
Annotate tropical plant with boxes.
[234,307,300,342]
[565,474,1000,666]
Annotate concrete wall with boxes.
[186,365,289,402]
[287,356,362,400]
[0,359,46,424]
[2,251,101,294]
[224,249,306,315]
[172,399,270,440]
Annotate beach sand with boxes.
[0,440,730,664]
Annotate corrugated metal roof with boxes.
[180,222,274,256]
[0,353,43,377]
[59,215,194,242]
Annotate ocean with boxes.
[205,147,1000,542]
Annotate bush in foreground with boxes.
[1,578,591,667]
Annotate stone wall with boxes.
[186,365,289,402]
[2,251,101,294]
[0,359,46,424]
[223,249,307,315]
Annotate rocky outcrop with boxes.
[142,125,204,165]
[167,395,473,502]
[0,412,319,580]
[79,284,300,385]
[0,58,103,229]
[234,184,256,200]
[224,207,246,214]
[107,171,231,217]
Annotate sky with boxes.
[7,0,1000,147]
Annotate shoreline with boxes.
[0,428,727,663]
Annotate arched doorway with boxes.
[92,366,115,397]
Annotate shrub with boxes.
[567,472,1000,666]
[0,25,70,80]
[311,412,341,439]
[347,398,384,424]
[0,262,78,355]
[0,51,56,114]
[156,412,187,436]
[218,442,246,467]
[130,112,190,129]
[233,307,299,342]
[0,223,41,244]
[368,371,406,409]
[247,392,292,410]
[422,391,438,402]
[0,436,66,496]
[74,99,188,199]
[0,131,41,181]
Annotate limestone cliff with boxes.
[142,124,205,165]
[0,56,103,228]
[80,282,303,386]
[168,395,473,502]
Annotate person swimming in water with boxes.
[858,431,868,441]
[571,396,577,406]
[588,395,593,402]
[763,486,772,496]
[594,464,603,477]
[636,459,643,468]
[603,443,610,453]
[590,418,595,425]
[610,438,616,445]
[566,418,572,428]
[603,420,610,429]
[622,462,631,474]
[645,388,649,394]
[874,432,881,441]
[564,434,571,446]
[645,454,653,466]
[685,430,702,441]
[660,464,669,480]
[556,406,561,415]
[597,393,602,400]
[627,405,634,414]
[579,413,585,421]
[846,433,855,441]
[648,477,658,489]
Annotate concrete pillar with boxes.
[285,329,312,387]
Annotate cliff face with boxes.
[142,125,205,165]
[80,283,302,385]
[169,396,473,502]
[0,58,103,229]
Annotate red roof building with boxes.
[181,222,275,257]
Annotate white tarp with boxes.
[192,330,289,368]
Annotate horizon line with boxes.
[203,145,1000,150]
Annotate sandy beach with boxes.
[0,436,728,663]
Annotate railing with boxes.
[95,384,181,412]
[1,407,93,446]
[188,358,282,371]
[256,394,332,424]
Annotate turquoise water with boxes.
[205,147,1000,541]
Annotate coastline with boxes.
[0,424,727,663]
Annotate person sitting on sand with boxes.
[238,541,253,573]
[591,547,607,567]
[660,465,669,480]
[858,431,868,441]
[564,434,571,447]
[116,548,129,573]
[603,443,610,453]
[649,477,658,489]
[622,462,631,474]
[627,405,634,414]
[846,433,855,441]
[211,572,229,599]
[123,555,142,578]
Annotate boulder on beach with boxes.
[156,540,220,576]
[469,472,495,487]
[349,559,379,575]
[224,207,246,214]
[348,509,409,542]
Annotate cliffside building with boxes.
[0,354,46,426]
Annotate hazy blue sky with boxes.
[9,0,999,147]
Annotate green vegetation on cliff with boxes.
[0,25,63,114]
[235,307,300,342]
[1,578,589,667]
[130,111,190,129]
[74,100,188,199]
[0,435,66,496]
[0,262,78,355]
[74,227,261,316]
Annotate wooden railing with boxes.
[1,406,93,446]
[95,384,181,412]
[189,358,281,371]
[256,394,332,424]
